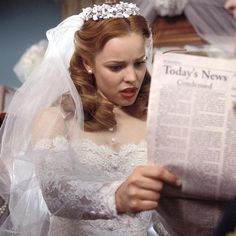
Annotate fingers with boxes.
[135,165,181,187]
[154,167,181,187]
[115,164,182,214]
[115,176,161,213]
[128,186,161,201]
[129,176,164,192]
[128,199,158,212]
[224,0,236,12]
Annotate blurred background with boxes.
[0,0,60,88]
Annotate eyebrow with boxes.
[104,55,146,64]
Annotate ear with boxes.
[83,60,93,74]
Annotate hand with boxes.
[115,165,181,214]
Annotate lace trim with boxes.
[34,136,70,151]
[34,136,146,153]
[34,136,147,179]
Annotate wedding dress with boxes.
[22,107,157,236]
[0,104,170,236]
[34,135,153,236]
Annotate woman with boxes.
[0,1,180,235]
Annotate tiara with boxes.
[79,1,140,21]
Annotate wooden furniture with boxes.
[152,14,207,47]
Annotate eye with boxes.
[134,60,146,68]
[108,65,124,72]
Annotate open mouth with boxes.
[120,87,138,99]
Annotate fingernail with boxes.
[176,179,182,186]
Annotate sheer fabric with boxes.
[0,104,160,235]
[13,40,48,83]
[30,107,161,236]
[134,0,236,55]
[33,115,154,235]
[0,14,85,235]
[185,0,236,55]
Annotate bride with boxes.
[0,1,180,235]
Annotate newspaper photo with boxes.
[147,52,236,236]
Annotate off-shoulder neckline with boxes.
[34,136,147,154]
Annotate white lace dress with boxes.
[34,137,159,236]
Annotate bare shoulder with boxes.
[33,107,65,126]
[32,106,67,142]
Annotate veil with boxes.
[185,0,236,55]
[0,14,85,235]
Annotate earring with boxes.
[87,69,93,74]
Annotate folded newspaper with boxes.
[147,52,236,236]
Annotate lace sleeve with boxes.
[32,108,123,220]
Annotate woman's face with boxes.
[91,32,147,107]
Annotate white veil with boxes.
[133,0,236,56]
[0,14,85,235]
[185,0,236,55]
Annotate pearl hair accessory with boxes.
[79,1,140,22]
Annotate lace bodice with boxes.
[34,136,156,236]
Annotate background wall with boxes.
[0,0,61,88]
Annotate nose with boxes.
[123,66,137,83]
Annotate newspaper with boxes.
[147,52,236,236]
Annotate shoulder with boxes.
[34,106,61,120]
[32,106,67,143]
[33,106,66,129]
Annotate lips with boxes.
[120,87,138,99]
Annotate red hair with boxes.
[69,15,151,131]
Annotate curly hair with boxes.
[69,15,151,132]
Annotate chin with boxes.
[118,99,136,107]
[111,95,138,107]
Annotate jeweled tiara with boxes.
[79,1,140,21]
